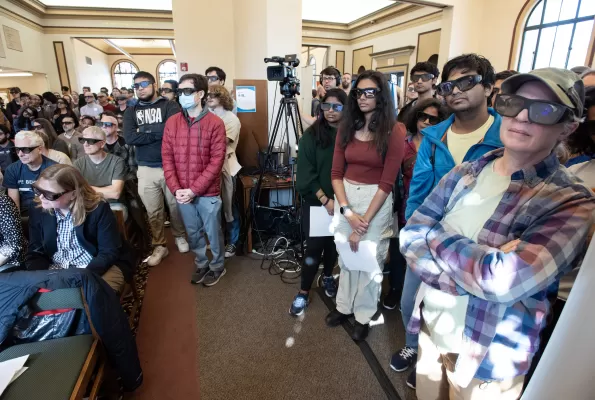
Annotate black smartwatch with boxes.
[340,205,352,215]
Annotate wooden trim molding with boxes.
[416,28,441,63]
[156,58,177,86]
[336,50,345,74]
[352,45,374,74]
[53,41,71,90]
[508,0,538,70]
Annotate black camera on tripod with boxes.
[264,54,301,98]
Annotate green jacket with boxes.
[296,125,336,203]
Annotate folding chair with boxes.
[0,288,104,400]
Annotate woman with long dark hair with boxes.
[53,98,79,134]
[33,118,70,155]
[328,71,405,340]
[15,106,37,133]
[289,88,347,316]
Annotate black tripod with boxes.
[250,95,304,270]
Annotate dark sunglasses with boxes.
[352,88,380,99]
[57,101,66,105]
[116,96,128,101]
[62,121,75,126]
[15,146,39,154]
[33,125,43,130]
[416,111,441,125]
[78,137,103,145]
[437,75,483,96]
[207,92,220,99]
[99,122,115,128]
[494,94,573,126]
[177,88,197,96]
[9,91,18,94]
[207,76,219,82]
[320,102,344,112]
[32,186,69,201]
[133,81,152,89]
[160,88,174,94]
[410,73,435,83]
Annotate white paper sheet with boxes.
[335,240,379,273]
[236,86,256,113]
[309,206,333,237]
[0,355,29,395]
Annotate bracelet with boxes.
[317,193,326,200]
[323,197,330,206]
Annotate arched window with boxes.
[518,0,595,72]
[157,60,177,88]
[309,56,317,90]
[112,60,139,90]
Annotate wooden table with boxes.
[238,174,294,254]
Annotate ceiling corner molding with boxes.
[349,4,422,31]
[0,5,44,32]
[370,45,416,58]
[6,0,46,17]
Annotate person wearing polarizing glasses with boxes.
[401,67,594,400]
[123,71,188,267]
[398,62,440,124]
[289,88,347,317]
[160,79,179,104]
[390,54,503,390]
[80,92,103,120]
[2,130,57,216]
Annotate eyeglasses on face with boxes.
[160,88,174,94]
[78,137,103,145]
[100,122,115,128]
[321,76,336,82]
[62,121,74,126]
[84,96,94,100]
[116,96,128,101]
[416,111,441,126]
[33,124,43,130]
[207,76,219,82]
[493,94,573,126]
[32,185,69,201]
[133,81,152,90]
[177,88,197,96]
[410,73,435,83]
[436,75,483,96]
[320,102,344,112]
[15,146,40,154]
[352,88,380,99]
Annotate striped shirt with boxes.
[51,210,93,269]
[401,148,595,387]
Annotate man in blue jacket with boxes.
[390,54,504,390]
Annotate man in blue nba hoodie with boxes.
[389,54,504,390]
[124,71,188,267]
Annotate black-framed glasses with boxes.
[57,101,66,105]
[352,88,380,99]
[15,146,39,154]
[407,86,416,93]
[33,125,43,130]
[116,96,128,101]
[100,122,115,128]
[78,137,103,145]
[410,73,435,83]
[133,81,152,89]
[320,102,344,112]
[416,111,441,126]
[436,75,483,96]
[160,88,174,94]
[207,92,220,99]
[32,185,69,201]
[493,94,573,126]
[207,76,219,82]
[9,91,17,94]
[321,75,336,82]
[177,88,197,96]
[62,121,75,126]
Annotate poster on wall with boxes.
[236,86,256,113]
[0,31,5,58]
[2,26,22,52]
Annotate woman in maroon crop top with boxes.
[327,70,405,340]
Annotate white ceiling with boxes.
[108,39,171,48]
[40,0,399,23]
[302,0,398,23]
[39,0,172,10]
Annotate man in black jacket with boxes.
[123,71,188,266]
[6,87,21,124]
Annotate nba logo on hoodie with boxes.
[136,108,163,126]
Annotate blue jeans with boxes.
[177,196,224,272]
[227,202,240,246]
[401,265,421,348]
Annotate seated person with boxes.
[3,131,57,216]
[25,164,128,293]
[78,115,96,132]
[56,115,85,160]
[0,191,26,271]
[0,125,17,174]
[74,126,127,219]
[100,111,137,180]
[37,130,72,165]
[401,68,595,399]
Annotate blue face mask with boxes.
[179,94,197,110]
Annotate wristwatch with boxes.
[340,205,352,215]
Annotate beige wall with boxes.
[233,0,267,80]
[0,14,46,74]
[0,74,49,94]
[73,39,111,92]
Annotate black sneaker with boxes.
[389,346,418,372]
[203,269,227,287]
[382,289,400,310]
[225,244,236,258]
[351,321,369,341]
[406,367,416,390]
[325,309,351,327]
[190,268,209,284]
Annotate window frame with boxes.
[517,0,595,71]
[156,59,178,88]
[111,59,140,90]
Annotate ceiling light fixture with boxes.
[169,40,176,58]
[0,72,33,77]
[103,39,133,59]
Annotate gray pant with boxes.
[178,196,225,272]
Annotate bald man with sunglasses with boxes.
[402,68,595,399]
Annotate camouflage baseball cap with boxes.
[501,67,585,118]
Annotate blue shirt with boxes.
[2,156,57,214]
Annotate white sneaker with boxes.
[147,246,169,267]
[175,237,190,253]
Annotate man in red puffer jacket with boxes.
[162,73,227,286]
